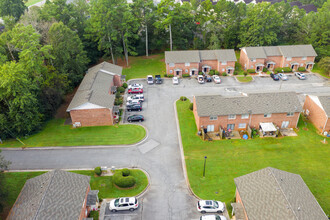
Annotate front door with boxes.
[207,125,214,132]
[191,70,195,76]
[267,64,271,68]
[281,121,289,128]
[227,124,235,130]
[176,71,180,76]
[256,66,261,72]
[204,68,208,73]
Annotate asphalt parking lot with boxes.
[103,202,143,220]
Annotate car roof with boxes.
[200,200,214,206]
[119,197,135,204]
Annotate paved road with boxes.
[2,74,329,220]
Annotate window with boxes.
[285,64,289,67]
[170,70,173,73]
[210,116,218,120]
[221,61,227,65]
[251,59,256,62]
[228,114,236,119]
[287,112,294,117]
[302,56,307,60]
[264,113,271,118]
[238,123,246,128]
[169,63,174,67]
[286,57,292,61]
[222,68,225,71]
[185,69,188,73]
[300,63,303,66]
[251,65,254,68]
[241,114,249,119]
[185,62,190,66]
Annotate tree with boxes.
[318,57,330,75]
[0,0,27,21]
[48,22,89,86]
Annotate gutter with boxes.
[322,116,328,134]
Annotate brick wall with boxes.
[200,60,218,72]
[282,56,315,70]
[79,185,90,220]
[218,61,236,73]
[266,56,282,69]
[113,75,123,87]
[70,108,113,127]
[166,62,200,76]
[235,188,249,220]
[303,95,328,133]
[239,49,250,70]
[193,97,201,129]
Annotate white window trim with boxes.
[264,113,272,118]
[238,123,246,128]
[302,56,307,60]
[221,61,227,65]
[251,59,256,62]
[185,69,188,73]
[286,57,292,61]
[287,112,294,117]
[210,116,218,120]
[228,114,236,119]
[169,63,174,67]
[241,114,249,119]
[185,62,190,67]
[169,70,173,73]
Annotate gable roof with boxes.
[67,62,121,111]
[8,170,90,220]
[234,167,328,220]
[299,4,317,13]
[243,45,317,59]
[195,92,302,117]
[165,49,236,63]
[308,95,330,117]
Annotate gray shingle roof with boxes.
[87,190,99,206]
[317,95,330,117]
[243,45,317,59]
[8,170,90,220]
[234,167,328,220]
[165,49,236,63]
[299,4,317,13]
[67,62,121,111]
[195,92,302,116]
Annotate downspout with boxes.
[322,117,328,134]
[295,112,300,128]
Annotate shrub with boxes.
[117,86,125,93]
[214,70,219,75]
[114,98,123,106]
[94,167,102,176]
[243,71,248,77]
[164,74,168,77]
[266,71,271,75]
[263,67,267,72]
[283,67,292,73]
[180,96,187,101]
[222,72,228,76]
[167,74,174,78]
[113,170,136,188]
[247,69,255,74]
[274,67,282,73]
[182,74,190,78]
[88,211,99,220]
[209,70,215,75]
[122,168,130,176]
[119,109,123,116]
[233,71,239,75]
[298,67,306,72]
[115,91,121,99]
[122,83,128,89]
[198,71,203,75]
[189,103,193,111]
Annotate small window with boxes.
[300,63,303,66]
[170,70,173,73]
[210,116,218,120]
[285,64,289,67]
[287,112,294,117]
[169,63,174,67]
[241,114,249,119]
[221,61,227,65]
[264,113,271,118]
[238,123,246,128]
[251,65,254,68]
[251,59,256,62]
[286,57,292,61]
[222,68,225,71]
[185,69,188,73]
[185,62,190,66]
[228,114,236,119]
[302,56,307,60]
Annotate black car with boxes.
[206,76,212,82]
[127,104,142,111]
[270,73,279,81]
[127,115,144,122]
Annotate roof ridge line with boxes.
[269,168,299,220]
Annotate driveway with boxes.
[2,74,329,220]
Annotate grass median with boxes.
[0,119,146,148]
[236,76,253,82]
[176,100,330,215]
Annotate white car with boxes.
[147,75,154,84]
[197,75,205,84]
[126,99,141,106]
[278,73,288,81]
[109,197,139,212]
[294,72,306,80]
[197,200,225,214]
[128,83,143,89]
[173,77,179,85]
[200,215,227,220]
[212,75,221,84]
[127,94,144,102]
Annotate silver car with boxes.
[278,73,288,80]
[172,77,179,85]
[109,197,139,212]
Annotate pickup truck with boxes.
[155,75,163,84]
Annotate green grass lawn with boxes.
[236,76,252,82]
[25,0,42,6]
[0,119,146,148]
[0,169,148,219]
[123,54,166,80]
[176,100,330,215]
[312,63,330,79]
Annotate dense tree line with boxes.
[0,0,329,139]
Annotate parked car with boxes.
[128,88,143,94]
[155,75,163,84]
[278,73,288,80]
[212,75,221,84]
[295,72,306,80]
[197,200,225,214]
[200,215,227,220]
[127,94,144,102]
[127,104,142,111]
[206,75,212,82]
[147,75,154,84]
[173,77,179,85]
[197,75,205,84]
[109,197,139,212]
[126,99,141,106]
[270,73,280,81]
[128,83,143,89]
[127,115,144,122]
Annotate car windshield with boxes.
[213,201,219,208]
[114,199,119,207]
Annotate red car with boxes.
[128,88,143,94]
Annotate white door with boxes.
[207,125,214,132]
[281,121,289,128]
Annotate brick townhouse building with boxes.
[193,92,302,132]
[165,49,237,77]
[66,62,123,127]
[232,167,328,220]
[7,170,97,220]
[303,94,330,134]
[239,45,317,72]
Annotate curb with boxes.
[173,99,202,200]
